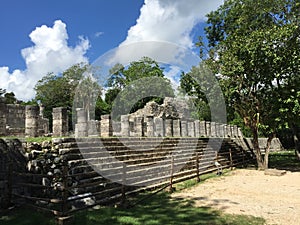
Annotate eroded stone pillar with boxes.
[145,116,154,137]
[121,115,130,137]
[172,119,181,137]
[25,105,39,137]
[206,121,211,137]
[75,108,87,137]
[88,120,99,137]
[154,117,164,137]
[199,121,206,137]
[135,117,144,137]
[165,119,173,137]
[187,120,195,137]
[234,125,239,137]
[194,120,200,137]
[101,114,113,137]
[52,107,69,137]
[181,120,188,137]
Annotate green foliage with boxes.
[179,61,226,122]
[3,92,17,104]
[34,63,104,130]
[107,57,174,119]
[201,0,300,168]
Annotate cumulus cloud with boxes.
[105,0,223,67]
[0,20,90,100]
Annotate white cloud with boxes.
[123,0,223,48]
[0,20,90,100]
[104,0,223,71]
[95,32,104,38]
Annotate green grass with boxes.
[174,169,231,192]
[0,136,53,143]
[268,149,300,171]
[1,191,265,225]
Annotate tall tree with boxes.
[107,57,174,118]
[35,63,103,131]
[201,0,300,169]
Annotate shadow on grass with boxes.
[0,192,265,225]
[73,192,264,225]
[268,150,300,172]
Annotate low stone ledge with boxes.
[264,169,287,176]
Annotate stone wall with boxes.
[0,102,49,137]
[0,137,254,212]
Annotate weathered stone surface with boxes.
[100,114,113,137]
[52,107,69,137]
[165,119,173,137]
[129,97,190,119]
[25,105,39,137]
[264,169,287,176]
[154,117,164,137]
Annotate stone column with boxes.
[215,123,221,137]
[199,121,206,137]
[181,120,188,137]
[187,120,195,137]
[220,124,225,137]
[88,120,99,137]
[145,116,154,137]
[230,125,235,138]
[75,108,87,137]
[238,127,243,138]
[234,125,239,137]
[135,117,144,137]
[121,115,130,137]
[100,114,113,137]
[25,105,39,137]
[154,117,164,137]
[194,120,200,137]
[0,101,6,136]
[165,119,173,137]
[227,125,232,137]
[210,122,216,137]
[172,119,181,137]
[52,107,69,137]
[206,121,211,137]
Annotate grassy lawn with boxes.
[268,149,300,171]
[1,190,265,225]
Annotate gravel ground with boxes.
[172,169,300,225]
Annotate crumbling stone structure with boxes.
[73,97,244,139]
[0,100,49,137]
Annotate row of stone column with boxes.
[73,108,244,138]
[120,115,243,138]
[74,109,112,138]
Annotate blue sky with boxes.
[0,0,223,100]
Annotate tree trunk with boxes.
[264,133,275,169]
[292,126,300,160]
[252,127,265,169]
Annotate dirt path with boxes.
[172,169,300,225]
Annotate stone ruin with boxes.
[0,98,49,137]
[73,97,244,138]
[0,97,243,138]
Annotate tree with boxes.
[35,63,103,131]
[107,57,175,119]
[201,0,300,169]
[4,92,17,104]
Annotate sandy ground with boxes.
[172,169,300,225]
